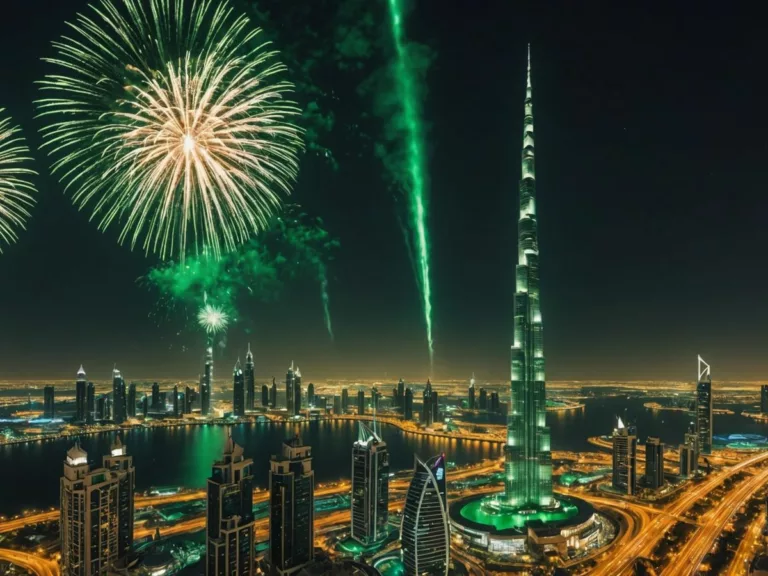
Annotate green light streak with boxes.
[387,0,434,364]
[319,264,334,341]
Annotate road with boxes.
[726,511,765,576]
[0,548,59,576]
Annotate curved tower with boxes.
[505,45,553,508]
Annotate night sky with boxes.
[0,1,765,382]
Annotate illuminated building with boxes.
[683,424,699,475]
[490,391,500,414]
[103,437,135,563]
[151,382,160,411]
[342,388,349,412]
[61,441,134,576]
[404,388,414,420]
[172,384,179,417]
[141,395,148,418]
[286,362,296,414]
[333,395,342,414]
[269,436,314,575]
[479,388,487,410]
[202,345,213,416]
[112,368,126,424]
[206,434,255,576]
[422,380,434,427]
[397,378,405,412]
[351,422,389,545]
[679,443,696,477]
[401,454,449,576]
[431,390,440,423]
[696,355,713,455]
[233,359,245,417]
[645,437,664,489]
[611,417,637,495]
[87,382,95,423]
[245,343,255,411]
[44,385,55,419]
[184,386,195,414]
[262,384,269,407]
[270,378,277,409]
[468,375,475,410]
[357,389,365,416]
[307,383,315,407]
[762,385,768,414]
[97,394,111,421]
[372,386,380,411]
[127,383,136,418]
[76,366,87,422]
[293,367,302,416]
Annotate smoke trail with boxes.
[386,0,434,364]
[319,264,334,341]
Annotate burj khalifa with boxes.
[504,46,554,509]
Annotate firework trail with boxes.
[386,0,434,364]
[0,109,36,251]
[37,0,303,261]
[318,264,334,341]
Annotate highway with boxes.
[726,511,765,576]
[0,548,59,576]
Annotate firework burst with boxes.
[0,109,36,251]
[38,0,303,260]
[197,303,229,335]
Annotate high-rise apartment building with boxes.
[76,366,87,422]
[127,383,136,418]
[333,395,342,415]
[397,378,405,413]
[44,386,55,419]
[245,344,255,412]
[351,422,389,545]
[357,389,365,416]
[422,380,433,427]
[401,454,449,576]
[468,375,475,410]
[206,435,254,576]
[612,418,637,495]
[342,388,349,413]
[151,382,160,411]
[479,388,487,411]
[285,363,296,414]
[112,368,126,424]
[103,437,135,562]
[307,383,315,408]
[645,437,664,489]
[269,436,314,575]
[86,382,95,424]
[262,384,269,407]
[233,360,245,417]
[202,345,213,416]
[293,369,302,416]
[184,386,195,414]
[404,388,414,421]
[696,355,713,455]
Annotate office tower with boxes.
[468,375,475,410]
[479,388,487,410]
[397,378,405,412]
[270,378,277,409]
[371,386,379,411]
[245,343,255,412]
[307,383,315,407]
[44,386,55,419]
[141,395,148,418]
[76,366,87,422]
[97,394,111,421]
[172,384,180,417]
[401,454,449,576]
[103,437,135,563]
[422,380,433,427]
[762,385,768,414]
[207,434,255,576]
[342,388,349,413]
[696,355,713,455]
[293,369,302,416]
[684,424,699,474]
[351,422,389,545]
[233,360,245,417]
[262,384,269,407]
[127,383,136,418]
[404,388,414,421]
[285,363,296,414]
[184,386,194,414]
[503,47,554,509]
[202,345,213,416]
[357,389,365,416]
[61,442,134,576]
[86,382,95,424]
[269,436,314,575]
[645,437,664,489]
[333,395,342,415]
[112,368,126,424]
[679,443,696,477]
[431,390,440,423]
[490,392,500,414]
[612,418,637,495]
[151,382,160,411]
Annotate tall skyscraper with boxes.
[44,386,55,419]
[112,368,126,424]
[270,378,277,409]
[262,384,269,407]
[61,441,134,576]
[397,378,405,412]
[696,355,713,455]
[285,363,296,414]
[97,394,111,421]
[103,437,135,563]
[141,395,148,418]
[468,375,475,410]
[505,47,553,509]
[645,437,664,489]
[307,383,315,407]
[206,434,255,576]
[202,345,213,416]
[76,366,87,422]
[351,422,389,545]
[404,388,414,421]
[333,395,342,415]
[371,386,380,411]
[86,382,95,424]
[612,418,637,495]
[127,383,136,418]
[184,386,195,414]
[479,388,487,410]
[342,388,349,413]
[401,454,449,576]
[431,390,440,424]
[684,424,699,475]
[357,389,365,416]
[233,360,245,417]
[269,436,314,575]
[172,384,180,417]
[489,392,500,414]
[293,368,302,416]
[245,344,255,412]
[761,385,768,414]
[422,380,433,427]
[679,443,696,478]
[151,382,160,411]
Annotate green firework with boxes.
[386,0,434,364]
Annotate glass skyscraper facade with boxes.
[351,422,389,545]
[505,46,553,509]
[696,355,713,455]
